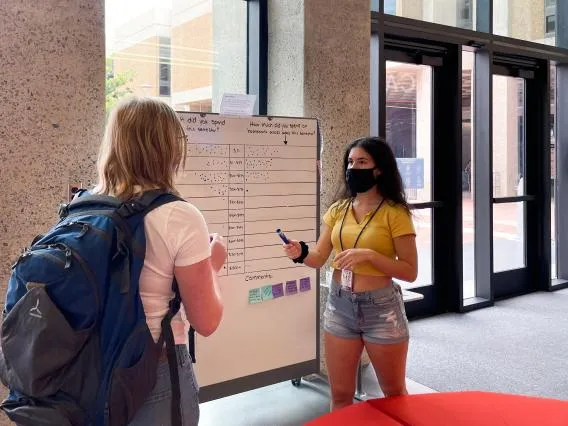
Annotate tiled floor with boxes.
[200,365,436,425]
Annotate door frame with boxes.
[371,32,554,318]
[371,33,463,319]
[490,54,551,299]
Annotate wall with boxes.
[211,0,248,112]
[495,0,548,42]
[400,0,424,21]
[0,2,104,422]
[509,0,546,42]
[171,13,213,94]
[269,0,370,374]
[267,0,305,117]
[423,0,458,26]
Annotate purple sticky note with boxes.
[272,283,284,298]
[285,280,298,295]
[299,277,311,292]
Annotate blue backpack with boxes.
[0,190,188,425]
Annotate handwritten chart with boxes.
[175,112,319,394]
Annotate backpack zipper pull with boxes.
[77,223,89,238]
[64,248,72,269]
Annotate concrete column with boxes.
[212,0,247,111]
[0,3,104,421]
[268,0,370,375]
[267,0,304,117]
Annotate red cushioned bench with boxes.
[306,391,568,426]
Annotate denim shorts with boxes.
[323,280,409,344]
[128,345,200,426]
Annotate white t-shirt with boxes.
[139,200,211,345]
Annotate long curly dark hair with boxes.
[335,136,410,212]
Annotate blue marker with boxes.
[276,229,290,244]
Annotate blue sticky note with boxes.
[272,283,284,298]
[286,280,298,295]
[299,277,311,292]
[261,285,273,301]
[248,288,262,304]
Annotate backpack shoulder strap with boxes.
[160,278,183,426]
[138,189,184,208]
[116,190,184,219]
[65,189,183,219]
[59,191,122,218]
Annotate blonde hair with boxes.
[94,96,186,200]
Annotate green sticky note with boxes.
[261,285,273,301]
[248,288,262,304]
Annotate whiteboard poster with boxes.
[175,112,320,394]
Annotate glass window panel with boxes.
[403,208,433,288]
[383,0,477,31]
[462,50,475,299]
[493,202,526,272]
[386,61,432,203]
[105,0,246,115]
[493,0,557,46]
[492,75,525,198]
[385,0,397,15]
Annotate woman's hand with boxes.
[283,240,302,260]
[334,248,372,270]
[210,233,227,272]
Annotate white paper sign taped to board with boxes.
[175,112,319,389]
[219,93,257,116]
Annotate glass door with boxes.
[491,75,527,276]
[385,61,433,288]
[491,56,551,298]
[378,38,463,318]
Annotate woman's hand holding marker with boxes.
[277,229,301,260]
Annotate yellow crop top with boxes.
[323,198,416,277]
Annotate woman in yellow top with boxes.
[283,136,418,411]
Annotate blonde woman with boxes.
[95,96,225,425]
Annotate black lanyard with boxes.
[339,198,384,251]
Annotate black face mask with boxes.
[345,168,377,195]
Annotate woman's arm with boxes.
[168,204,227,337]
[283,224,334,269]
[334,234,418,282]
[175,257,223,337]
[368,234,418,282]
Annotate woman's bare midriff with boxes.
[331,268,393,292]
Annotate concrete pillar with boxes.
[267,0,304,117]
[0,3,104,422]
[268,0,370,375]
[212,0,247,111]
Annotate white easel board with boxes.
[175,112,320,401]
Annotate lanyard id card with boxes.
[337,198,385,292]
[341,269,353,290]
